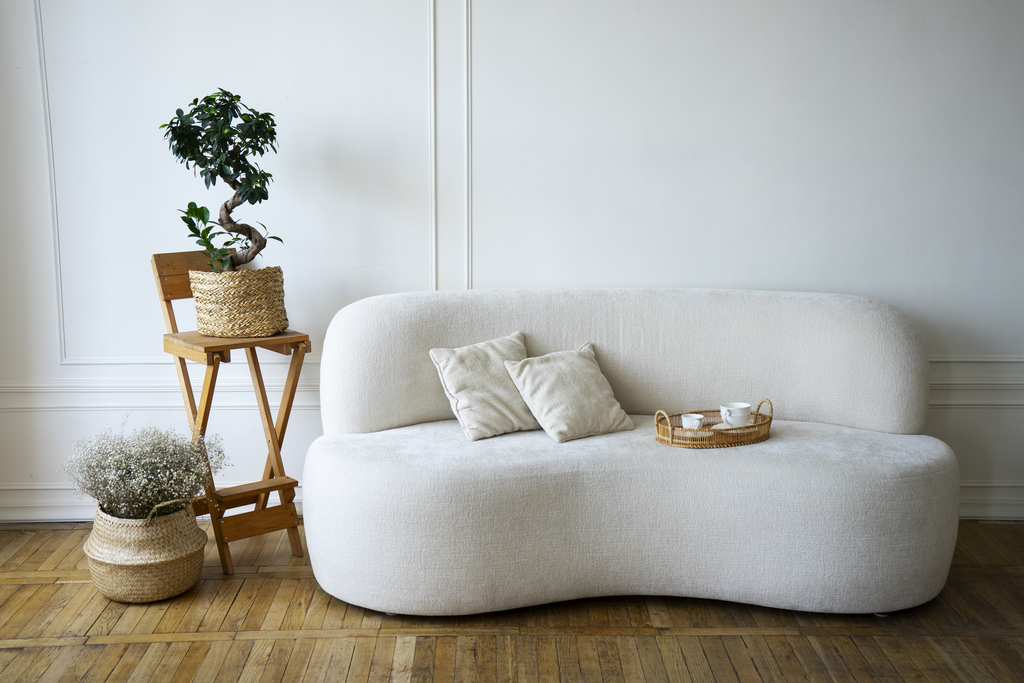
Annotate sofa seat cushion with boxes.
[302,416,959,616]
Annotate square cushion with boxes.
[504,343,634,443]
[429,332,541,441]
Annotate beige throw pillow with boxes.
[504,343,634,443]
[429,332,541,441]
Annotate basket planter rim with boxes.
[84,505,208,566]
[188,265,288,338]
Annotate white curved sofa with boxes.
[303,288,959,616]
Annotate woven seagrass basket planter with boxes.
[84,506,208,603]
[189,266,288,338]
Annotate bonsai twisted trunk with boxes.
[219,182,266,271]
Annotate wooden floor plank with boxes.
[847,635,902,682]
[81,642,130,683]
[235,637,275,681]
[343,635,375,683]
[784,636,832,683]
[741,635,783,683]
[216,578,265,633]
[34,642,86,683]
[0,584,61,639]
[595,634,625,683]
[213,638,255,683]
[634,634,671,683]
[961,636,1024,683]
[36,530,88,573]
[169,640,213,683]
[298,637,342,683]
[917,636,992,683]
[720,635,763,683]
[828,635,884,683]
[100,642,149,683]
[618,636,653,683]
[1,531,54,571]
[125,641,171,682]
[16,583,82,639]
[107,603,148,636]
[696,637,739,683]
[198,578,246,633]
[280,636,316,682]
[257,637,294,682]
[763,635,812,683]
[873,636,929,683]
[434,636,458,683]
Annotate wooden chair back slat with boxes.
[152,250,236,302]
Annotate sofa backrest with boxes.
[319,288,930,436]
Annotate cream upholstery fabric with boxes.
[303,417,959,616]
[319,289,930,436]
[307,288,956,616]
[505,343,633,443]
[429,332,540,441]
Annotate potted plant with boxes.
[65,426,227,603]
[161,88,288,338]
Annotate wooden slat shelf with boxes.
[0,521,1022,680]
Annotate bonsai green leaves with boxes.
[161,89,282,272]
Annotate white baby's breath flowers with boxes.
[65,426,227,519]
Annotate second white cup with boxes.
[680,413,704,429]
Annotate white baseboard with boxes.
[0,484,1016,522]
[0,485,303,523]
[959,482,1024,520]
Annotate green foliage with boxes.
[179,202,281,272]
[161,89,283,270]
[160,88,277,202]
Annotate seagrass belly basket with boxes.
[189,266,288,338]
[84,506,208,603]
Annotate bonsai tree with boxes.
[161,89,282,271]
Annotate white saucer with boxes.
[712,420,752,430]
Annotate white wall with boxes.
[1,0,1022,520]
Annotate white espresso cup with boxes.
[720,402,752,427]
[680,413,704,429]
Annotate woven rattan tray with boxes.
[655,399,773,449]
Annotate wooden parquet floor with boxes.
[0,521,1022,682]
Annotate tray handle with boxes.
[654,410,671,432]
[755,399,773,418]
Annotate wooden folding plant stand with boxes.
[152,251,309,574]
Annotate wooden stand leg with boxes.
[246,348,303,558]
[194,355,235,575]
[256,342,307,511]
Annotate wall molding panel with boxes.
[37,0,436,366]
[5,1,1023,523]
[0,484,304,523]
[34,0,67,365]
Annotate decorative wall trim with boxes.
[960,482,1024,520]
[0,484,303,522]
[35,0,67,365]
[429,0,438,291]
[927,358,1024,408]
[1,481,1010,521]
[0,378,320,413]
[929,356,1024,363]
[38,0,437,363]
[465,0,474,290]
